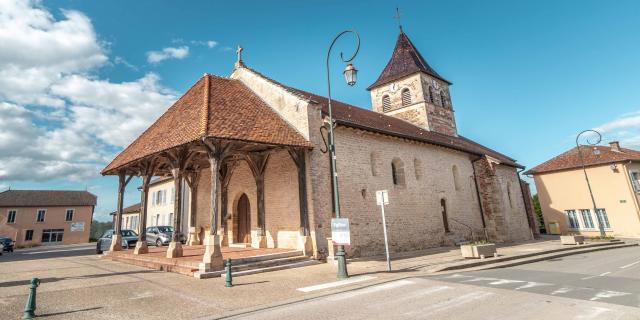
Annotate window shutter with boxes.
[631,172,640,192]
[401,89,411,106]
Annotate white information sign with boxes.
[331,218,351,246]
[376,190,389,206]
[70,222,85,232]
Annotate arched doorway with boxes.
[236,193,251,243]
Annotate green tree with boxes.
[90,220,113,242]
[532,194,546,234]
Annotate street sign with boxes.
[376,190,389,206]
[331,218,350,246]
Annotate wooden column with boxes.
[110,170,132,252]
[135,159,156,255]
[288,147,312,255]
[163,147,193,258]
[219,161,236,246]
[247,152,269,248]
[185,169,201,245]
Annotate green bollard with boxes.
[22,277,40,320]
[225,258,233,287]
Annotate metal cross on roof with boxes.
[393,7,403,30]
[236,45,243,63]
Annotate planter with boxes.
[561,235,585,245]
[460,243,496,259]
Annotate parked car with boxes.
[0,237,14,253]
[96,229,138,254]
[146,226,186,247]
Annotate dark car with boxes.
[96,229,138,254]
[0,237,14,253]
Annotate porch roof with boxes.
[102,74,311,175]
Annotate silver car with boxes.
[146,226,185,247]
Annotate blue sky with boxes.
[1,0,639,221]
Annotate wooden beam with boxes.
[287,147,310,236]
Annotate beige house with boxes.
[526,141,640,237]
[0,190,97,246]
[101,29,535,272]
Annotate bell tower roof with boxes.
[367,30,450,90]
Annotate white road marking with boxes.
[589,290,631,301]
[325,279,413,301]
[575,307,613,320]
[440,274,473,280]
[404,291,494,317]
[461,276,498,283]
[488,279,525,286]
[551,287,574,295]
[620,260,640,269]
[129,291,154,300]
[581,271,611,280]
[22,247,92,255]
[514,281,553,290]
[297,275,376,292]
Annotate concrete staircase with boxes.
[194,251,319,279]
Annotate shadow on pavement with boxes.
[38,307,102,317]
[0,269,159,288]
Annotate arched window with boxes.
[428,86,435,103]
[452,165,461,191]
[401,88,411,106]
[440,91,446,107]
[382,95,391,112]
[441,198,450,233]
[391,158,405,186]
[370,151,381,176]
[413,158,423,180]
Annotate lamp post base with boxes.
[335,245,348,279]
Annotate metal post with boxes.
[576,130,606,237]
[22,277,40,320]
[326,30,360,279]
[380,204,391,272]
[225,258,233,287]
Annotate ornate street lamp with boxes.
[326,30,360,279]
[576,129,606,237]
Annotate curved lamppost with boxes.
[576,129,606,237]
[326,30,360,279]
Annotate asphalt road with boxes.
[0,243,96,262]
[227,247,640,320]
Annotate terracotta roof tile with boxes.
[287,87,521,168]
[102,75,311,174]
[0,190,97,207]
[525,145,640,175]
[368,30,450,90]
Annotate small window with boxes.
[401,88,411,106]
[630,172,640,192]
[441,198,450,233]
[151,192,157,207]
[25,230,33,241]
[580,209,595,229]
[170,187,175,204]
[452,165,461,191]
[414,158,423,180]
[428,86,435,103]
[440,91,446,107]
[169,212,174,226]
[382,95,391,112]
[391,158,405,186]
[566,210,579,229]
[36,209,46,222]
[596,209,611,229]
[6,210,16,224]
[65,209,74,221]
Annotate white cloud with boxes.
[190,40,218,48]
[146,46,189,63]
[0,0,177,182]
[594,110,640,149]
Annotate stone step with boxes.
[228,243,249,248]
[110,255,197,277]
[222,259,320,278]
[230,250,303,265]
[194,255,317,279]
[230,255,310,272]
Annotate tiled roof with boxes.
[109,202,140,216]
[0,190,97,207]
[286,87,521,168]
[102,75,312,174]
[525,145,640,175]
[368,30,450,90]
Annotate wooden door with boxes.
[236,194,250,243]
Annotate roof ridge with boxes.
[200,74,211,137]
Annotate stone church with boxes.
[102,29,536,268]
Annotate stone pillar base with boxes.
[187,227,201,246]
[199,234,223,272]
[251,235,267,249]
[326,237,336,262]
[109,234,123,251]
[220,232,229,247]
[298,235,313,256]
[133,241,148,255]
[166,241,183,258]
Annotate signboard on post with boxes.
[376,190,389,206]
[331,218,351,246]
[376,190,392,271]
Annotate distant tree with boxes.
[532,194,546,234]
[90,220,113,242]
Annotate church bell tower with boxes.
[368,29,457,137]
